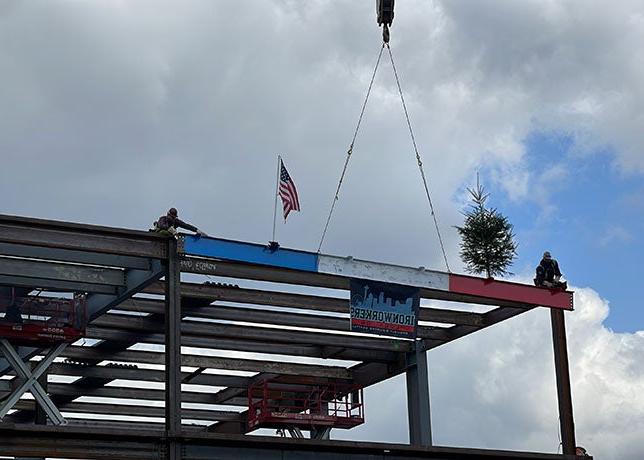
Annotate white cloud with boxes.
[598,225,633,247]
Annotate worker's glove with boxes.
[168,227,178,236]
[196,229,208,237]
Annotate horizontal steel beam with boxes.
[13,400,241,422]
[119,297,453,341]
[182,239,573,310]
[86,325,398,363]
[94,313,414,353]
[61,346,352,379]
[43,383,248,407]
[0,256,125,286]
[194,259,538,310]
[0,424,583,460]
[181,256,345,288]
[0,242,151,270]
[423,306,534,351]
[0,214,167,259]
[44,363,250,388]
[144,281,485,327]
[0,274,118,294]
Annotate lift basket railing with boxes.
[248,379,364,430]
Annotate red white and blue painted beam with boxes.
[181,236,573,311]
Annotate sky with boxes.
[1,0,643,459]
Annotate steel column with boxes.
[406,342,432,446]
[165,239,182,458]
[550,309,576,455]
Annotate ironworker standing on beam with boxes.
[152,208,208,237]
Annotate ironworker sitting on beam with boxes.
[152,207,207,237]
[534,251,568,290]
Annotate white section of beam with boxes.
[317,255,449,291]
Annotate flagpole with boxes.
[271,154,281,242]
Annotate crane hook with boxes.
[376,0,394,43]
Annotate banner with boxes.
[349,278,420,339]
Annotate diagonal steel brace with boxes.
[0,339,67,425]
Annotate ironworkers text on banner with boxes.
[349,278,419,338]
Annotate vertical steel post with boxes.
[550,309,576,455]
[406,341,432,446]
[165,238,182,459]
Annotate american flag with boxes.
[278,158,300,219]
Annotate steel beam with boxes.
[0,242,151,270]
[0,424,590,460]
[94,313,414,353]
[180,243,573,310]
[0,257,126,286]
[60,347,353,379]
[0,214,167,259]
[423,306,534,351]
[11,400,240,422]
[0,274,118,294]
[43,384,248,407]
[44,363,249,387]
[116,297,450,341]
[144,281,488,326]
[85,325,394,362]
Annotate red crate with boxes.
[248,378,364,431]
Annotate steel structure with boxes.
[0,214,589,459]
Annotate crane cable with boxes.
[317,43,386,253]
[317,42,451,273]
[385,43,451,272]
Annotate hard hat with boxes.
[168,207,178,217]
[543,251,552,259]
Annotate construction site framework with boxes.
[0,214,587,459]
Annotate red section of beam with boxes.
[449,274,573,310]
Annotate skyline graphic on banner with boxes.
[350,279,420,339]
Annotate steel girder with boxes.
[0,424,590,460]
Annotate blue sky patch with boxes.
[479,131,642,332]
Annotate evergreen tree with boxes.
[455,178,517,278]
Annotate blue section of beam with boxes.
[182,236,319,272]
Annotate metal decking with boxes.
[0,214,586,459]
